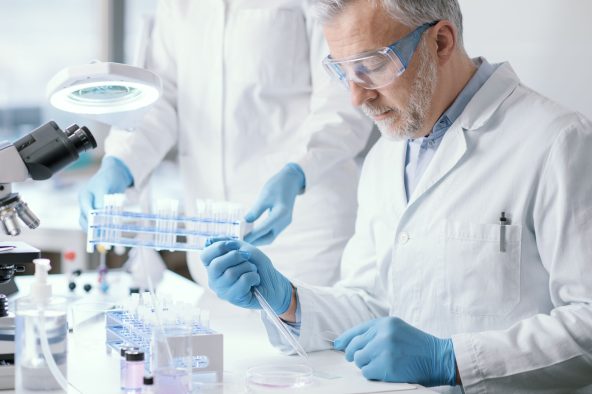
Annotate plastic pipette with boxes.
[253,288,309,361]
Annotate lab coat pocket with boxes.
[444,220,522,317]
[225,8,305,85]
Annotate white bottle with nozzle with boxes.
[15,259,69,393]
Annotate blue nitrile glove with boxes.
[243,163,306,246]
[200,239,293,315]
[78,156,134,229]
[334,317,457,387]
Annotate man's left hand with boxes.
[334,317,457,387]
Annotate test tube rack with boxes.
[105,310,223,381]
[87,195,252,253]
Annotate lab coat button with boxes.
[399,232,409,244]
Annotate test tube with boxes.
[210,202,219,236]
[155,198,179,250]
[205,200,213,236]
[104,193,125,245]
[168,200,179,249]
[129,293,140,317]
[195,199,206,236]
[200,309,210,329]
[99,194,111,244]
[191,308,201,330]
[230,203,242,238]
[222,202,230,235]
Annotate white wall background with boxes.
[459,0,592,120]
[0,1,102,107]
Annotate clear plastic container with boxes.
[152,323,192,394]
[15,297,68,393]
[245,364,313,392]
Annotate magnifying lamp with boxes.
[47,62,162,125]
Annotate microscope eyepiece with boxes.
[13,121,97,180]
[65,125,97,153]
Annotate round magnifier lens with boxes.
[67,85,142,106]
[48,63,162,115]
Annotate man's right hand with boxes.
[200,239,293,316]
[78,156,134,229]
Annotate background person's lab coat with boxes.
[104,0,373,286]
[265,63,592,393]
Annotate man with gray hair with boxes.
[201,0,592,392]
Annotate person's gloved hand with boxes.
[200,239,293,315]
[243,163,305,246]
[334,317,457,387]
[79,156,134,229]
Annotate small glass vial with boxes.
[119,346,136,390]
[123,350,145,392]
[143,376,155,394]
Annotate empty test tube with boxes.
[205,200,214,235]
[191,309,201,327]
[155,198,179,250]
[104,194,125,244]
[200,309,210,328]
[195,199,206,236]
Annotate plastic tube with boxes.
[36,308,81,393]
[143,258,174,364]
[253,289,309,362]
[24,258,81,393]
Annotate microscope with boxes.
[0,121,96,386]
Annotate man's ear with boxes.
[433,20,457,64]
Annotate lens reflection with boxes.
[68,85,142,105]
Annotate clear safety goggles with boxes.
[322,21,438,90]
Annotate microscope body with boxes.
[0,121,96,388]
[0,121,96,236]
[0,243,41,388]
[0,120,96,285]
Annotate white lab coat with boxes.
[104,0,373,286]
[265,63,592,393]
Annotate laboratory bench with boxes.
[4,270,437,394]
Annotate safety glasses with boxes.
[322,21,438,90]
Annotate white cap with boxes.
[31,258,52,301]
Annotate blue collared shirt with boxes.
[404,58,497,200]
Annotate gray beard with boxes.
[363,40,438,141]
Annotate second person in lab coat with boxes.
[79,0,373,286]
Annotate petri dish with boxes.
[246,364,313,391]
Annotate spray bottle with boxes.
[15,259,69,393]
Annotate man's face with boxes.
[324,3,438,140]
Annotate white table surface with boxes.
[6,270,437,394]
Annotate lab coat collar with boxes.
[457,61,520,131]
[406,125,467,206]
[406,61,520,206]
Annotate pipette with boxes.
[202,236,309,361]
[253,288,309,362]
